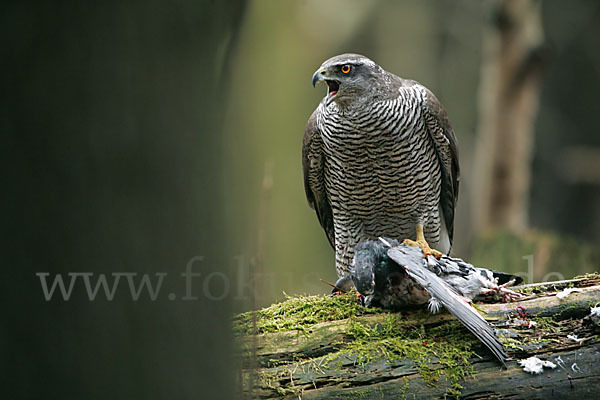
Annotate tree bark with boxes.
[237,276,600,399]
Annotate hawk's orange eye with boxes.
[340,65,351,74]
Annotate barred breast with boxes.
[316,86,444,275]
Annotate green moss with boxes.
[514,285,534,294]
[334,315,475,397]
[238,294,478,397]
[573,272,600,280]
[554,299,598,321]
[530,316,557,330]
[233,291,385,335]
[399,377,409,400]
[346,387,377,399]
[498,336,527,351]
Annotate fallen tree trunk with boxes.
[234,274,600,399]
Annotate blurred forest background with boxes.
[4,1,244,398]
[4,1,600,398]
[225,0,600,311]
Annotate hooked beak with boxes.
[312,70,325,87]
[312,69,340,105]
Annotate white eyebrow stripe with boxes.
[326,56,376,68]
[342,59,374,67]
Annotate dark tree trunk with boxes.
[3,1,246,398]
[472,0,545,234]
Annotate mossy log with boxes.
[235,274,600,399]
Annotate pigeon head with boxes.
[351,239,398,296]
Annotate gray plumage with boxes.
[388,245,508,366]
[304,54,459,277]
[337,238,523,365]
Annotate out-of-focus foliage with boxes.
[224,0,600,310]
[471,229,600,283]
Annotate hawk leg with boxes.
[402,224,443,259]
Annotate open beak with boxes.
[312,69,340,105]
[312,70,324,87]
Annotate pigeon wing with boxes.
[387,245,508,366]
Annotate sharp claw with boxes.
[402,238,443,258]
[429,249,443,259]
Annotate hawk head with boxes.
[311,53,386,106]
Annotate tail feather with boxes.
[387,245,508,366]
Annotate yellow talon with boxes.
[402,224,443,259]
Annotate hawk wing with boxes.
[421,87,460,249]
[303,107,335,248]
